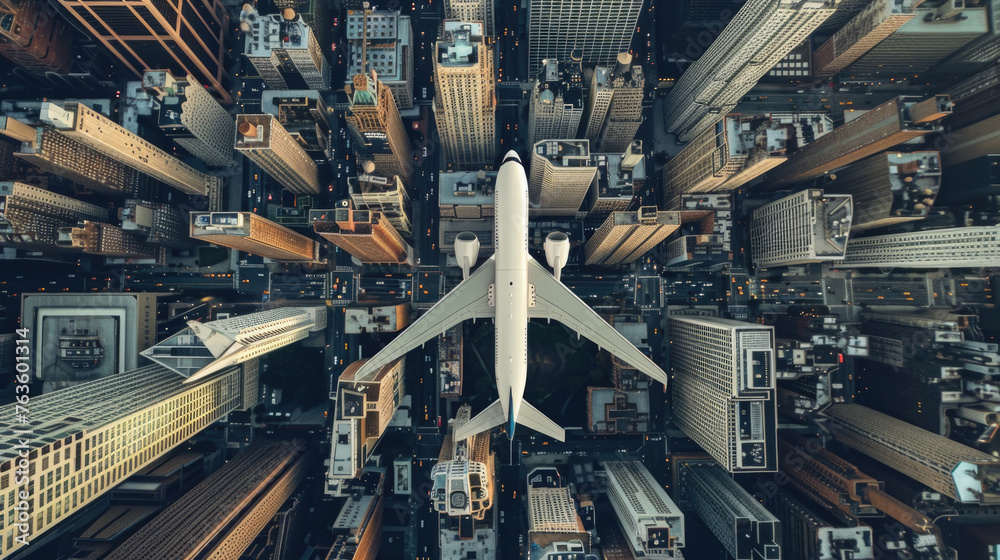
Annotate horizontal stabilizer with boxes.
[517,400,565,442]
[454,399,506,442]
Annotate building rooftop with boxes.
[244,10,315,58]
[534,139,591,166]
[345,11,411,81]
[437,22,482,65]
[439,170,496,206]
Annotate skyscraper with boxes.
[588,141,645,223]
[444,0,494,37]
[261,90,334,158]
[602,461,685,558]
[528,57,584,146]
[5,123,161,199]
[584,207,679,266]
[824,404,1000,504]
[0,0,72,73]
[844,1,988,80]
[839,226,1000,269]
[106,440,311,560]
[763,96,952,189]
[813,0,918,77]
[822,151,941,231]
[669,316,777,472]
[141,306,327,381]
[57,221,166,263]
[121,199,189,248]
[310,202,411,264]
[583,65,615,142]
[528,0,643,75]
[40,102,221,197]
[529,139,597,217]
[235,114,321,195]
[58,0,232,103]
[346,10,414,109]
[434,21,496,171]
[0,181,108,250]
[750,189,852,269]
[241,4,329,90]
[595,54,645,154]
[664,0,837,142]
[0,360,259,557]
[327,358,405,494]
[661,112,833,208]
[348,172,412,237]
[676,458,782,560]
[431,404,495,520]
[190,211,319,262]
[345,70,414,186]
[142,70,235,167]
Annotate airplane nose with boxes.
[502,150,521,165]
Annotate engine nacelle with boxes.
[454,231,480,280]
[543,231,570,281]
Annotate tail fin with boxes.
[516,401,565,442]
[454,400,506,442]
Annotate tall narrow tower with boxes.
[235,114,321,195]
[434,21,496,171]
[595,53,645,154]
[345,70,414,187]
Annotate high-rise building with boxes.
[822,151,940,231]
[241,4,329,90]
[58,0,231,103]
[824,404,1000,504]
[121,199,189,248]
[40,102,220,197]
[57,221,166,263]
[329,469,385,560]
[583,65,614,142]
[839,226,1000,268]
[763,96,952,189]
[346,10,414,109]
[595,53,645,154]
[348,172,412,236]
[676,458,782,560]
[261,90,334,158]
[327,358,405,494]
[431,404,495,520]
[190,211,318,262]
[942,112,1000,167]
[235,114,321,195]
[584,207,680,266]
[662,112,833,208]
[141,70,235,167]
[844,1,988,80]
[602,461,685,558]
[528,57,585,146]
[0,181,108,250]
[0,360,259,557]
[670,316,777,472]
[310,202,412,264]
[750,189,852,269]
[587,141,644,223]
[528,0,643,75]
[0,0,72,73]
[106,440,311,560]
[813,0,918,77]
[438,170,497,219]
[444,0,494,37]
[768,491,875,560]
[529,139,597,217]
[663,0,837,142]
[527,481,590,558]
[434,21,496,171]
[21,292,159,388]
[142,306,326,381]
[5,124,161,199]
[345,70,413,186]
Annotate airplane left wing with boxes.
[353,257,496,381]
[525,258,669,387]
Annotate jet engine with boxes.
[454,231,480,280]
[543,231,570,281]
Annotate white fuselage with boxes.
[493,158,530,436]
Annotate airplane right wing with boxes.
[352,257,496,381]
[525,258,669,387]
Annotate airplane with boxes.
[351,151,669,443]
